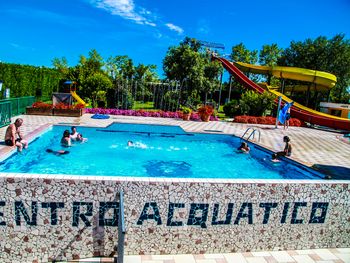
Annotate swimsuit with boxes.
[5,138,21,146]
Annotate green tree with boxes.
[106,55,135,80]
[85,72,112,107]
[278,34,350,103]
[163,37,222,105]
[230,43,259,84]
[52,57,69,76]
[231,43,258,64]
[259,43,283,85]
[0,63,61,99]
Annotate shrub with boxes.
[240,91,275,116]
[32,102,53,109]
[85,108,217,121]
[289,118,302,127]
[257,117,268,124]
[181,106,192,114]
[54,103,70,109]
[74,103,85,109]
[265,116,276,125]
[197,105,214,116]
[247,117,258,124]
[234,116,249,123]
[223,100,242,117]
[234,115,303,127]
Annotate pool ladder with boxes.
[241,127,261,142]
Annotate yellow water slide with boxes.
[71,91,87,106]
[234,62,349,121]
[266,86,348,121]
[234,62,337,92]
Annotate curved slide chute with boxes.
[71,91,87,106]
[214,57,350,131]
[234,62,337,91]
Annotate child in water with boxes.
[237,142,250,153]
[127,141,147,149]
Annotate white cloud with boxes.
[91,0,156,26]
[165,23,184,34]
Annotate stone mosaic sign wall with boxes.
[0,175,349,262]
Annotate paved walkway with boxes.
[74,248,350,263]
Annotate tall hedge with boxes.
[0,63,62,99]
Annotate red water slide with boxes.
[214,57,350,131]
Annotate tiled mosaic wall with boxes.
[0,176,349,262]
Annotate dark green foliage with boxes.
[259,43,283,85]
[223,91,275,117]
[240,91,275,116]
[278,34,350,103]
[0,63,61,99]
[223,100,242,117]
[163,37,222,104]
[231,43,260,83]
[153,85,180,111]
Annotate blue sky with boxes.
[0,0,349,77]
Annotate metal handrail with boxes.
[115,191,126,263]
[247,128,261,142]
[241,127,261,142]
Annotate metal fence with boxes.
[0,96,35,127]
[0,101,12,128]
[108,80,184,111]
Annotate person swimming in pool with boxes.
[46,149,70,155]
[61,130,71,147]
[237,142,250,153]
[127,141,147,149]
[70,126,87,142]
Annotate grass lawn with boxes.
[216,105,227,119]
[133,101,155,110]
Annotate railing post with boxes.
[17,98,19,116]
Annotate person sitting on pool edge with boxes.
[237,142,250,153]
[4,118,28,152]
[61,130,71,147]
[272,136,292,161]
[46,149,69,155]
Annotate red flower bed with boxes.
[234,115,303,127]
[32,101,53,109]
[54,103,85,109]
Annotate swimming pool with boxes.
[0,123,323,179]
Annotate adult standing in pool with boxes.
[4,118,28,152]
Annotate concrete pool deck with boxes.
[0,114,349,176]
[0,114,349,263]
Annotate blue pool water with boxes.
[0,123,322,179]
